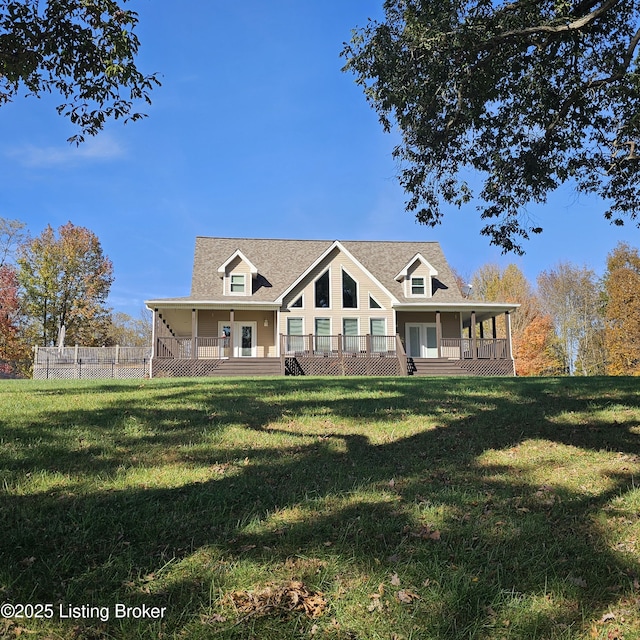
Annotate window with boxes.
[343,318,359,352]
[290,295,303,308]
[411,277,425,296]
[315,271,330,308]
[230,274,245,293]
[342,270,358,308]
[369,295,382,309]
[287,317,304,352]
[315,318,331,352]
[370,318,387,353]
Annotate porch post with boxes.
[435,311,442,358]
[490,315,497,359]
[152,308,159,359]
[471,311,477,359]
[505,311,513,359]
[191,309,197,359]
[229,309,235,358]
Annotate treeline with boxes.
[0,218,151,371]
[464,243,640,376]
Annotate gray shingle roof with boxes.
[188,237,466,304]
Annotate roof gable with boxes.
[217,249,258,275]
[394,253,438,281]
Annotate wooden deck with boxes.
[150,334,515,377]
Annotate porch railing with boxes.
[156,336,230,359]
[280,334,397,357]
[441,338,509,359]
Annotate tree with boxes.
[537,262,606,375]
[106,309,151,346]
[0,0,159,142]
[17,222,113,346]
[0,217,27,268]
[342,1,640,253]
[0,217,29,370]
[603,242,640,375]
[513,314,563,377]
[0,262,28,369]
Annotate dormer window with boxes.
[395,253,437,299]
[218,249,258,297]
[411,277,425,296]
[230,274,246,294]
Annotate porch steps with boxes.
[208,358,282,377]
[408,358,468,377]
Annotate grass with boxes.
[0,376,639,639]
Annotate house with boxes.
[145,237,518,377]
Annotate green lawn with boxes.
[1,376,640,639]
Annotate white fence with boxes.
[33,346,151,380]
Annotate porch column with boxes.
[491,315,497,359]
[191,309,197,359]
[152,308,159,358]
[229,309,235,359]
[435,311,442,358]
[505,311,512,359]
[471,311,477,359]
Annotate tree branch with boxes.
[491,0,621,42]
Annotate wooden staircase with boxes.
[407,358,468,376]
[215,358,282,377]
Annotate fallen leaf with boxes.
[390,573,400,586]
[601,613,616,623]
[396,589,420,604]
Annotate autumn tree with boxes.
[537,262,606,375]
[603,242,640,375]
[470,263,562,375]
[343,1,640,253]
[17,222,113,346]
[0,0,159,142]
[0,217,28,369]
[513,315,562,377]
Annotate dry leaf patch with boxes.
[227,580,327,619]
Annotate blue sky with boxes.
[0,0,635,316]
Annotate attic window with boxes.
[369,295,382,309]
[411,277,425,296]
[291,295,303,308]
[230,274,246,293]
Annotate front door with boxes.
[235,323,256,357]
[406,323,438,358]
[219,322,257,357]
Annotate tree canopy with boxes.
[0,0,159,142]
[343,0,640,253]
[17,222,113,346]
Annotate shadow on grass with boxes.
[1,376,639,639]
